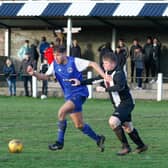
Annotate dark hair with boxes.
[102,52,117,62]
[105,42,111,49]
[133,39,138,42]
[41,36,46,42]
[119,38,124,42]
[25,40,29,43]
[50,42,54,45]
[147,36,152,40]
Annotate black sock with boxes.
[128,128,145,148]
[113,125,129,148]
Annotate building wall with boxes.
[1,27,168,78]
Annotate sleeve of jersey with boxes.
[81,76,103,85]
[105,72,126,92]
[45,62,54,76]
[75,58,90,72]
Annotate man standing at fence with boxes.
[20,53,33,96]
[130,39,142,83]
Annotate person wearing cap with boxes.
[20,53,33,96]
[71,52,148,156]
[27,46,107,152]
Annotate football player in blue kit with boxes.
[71,52,148,156]
[27,46,107,152]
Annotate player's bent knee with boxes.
[123,122,134,133]
[74,123,84,129]
[109,116,121,130]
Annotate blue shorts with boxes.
[68,95,87,113]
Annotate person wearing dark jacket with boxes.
[130,39,142,83]
[134,47,144,89]
[115,47,126,70]
[30,39,39,70]
[39,36,49,63]
[118,39,129,77]
[71,52,147,156]
[3,58,16,96]
[70,40,81,58]
[40,59,49,98]
[20,53,33,96]
[150,38,161,83]
[143,37,153,83]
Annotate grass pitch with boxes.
[0,96,168,168]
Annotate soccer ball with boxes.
[41,94,47,100]
[8,139,23,153]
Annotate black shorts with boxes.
[112,102,135,123]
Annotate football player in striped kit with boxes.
[71,52,148,156]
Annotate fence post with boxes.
[157,73,163,101]
[87,71,93,99]
[32,76,37,98]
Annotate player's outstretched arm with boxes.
[70,76,103,86]
[27,65,49,81]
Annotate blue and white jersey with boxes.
[46,56,89,100]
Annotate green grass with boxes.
[0,96,168,168]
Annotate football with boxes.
[8,139,23,153]
[41,94,47,100]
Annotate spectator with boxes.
[117,39,129,76]
[44,42,54,65]
[40,58,49,98]
[70,39,81,58]
[143,37,153,83]
[115,47,126,70]
[55,37,61,48]
[134,47,144,89]
[130,39,142,83]
[30,39,39,70]
[98,42,113,69]
[18,40,30,60]
[54,30,65,46]
[150,37,161,83]
[118,39,129,58]
[3,58,16,96]
[20,53,33,96]
[39,36,49,63]
[82,43,95,61]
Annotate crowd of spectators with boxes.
[2,34,162,96]
[98,37,161,89]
